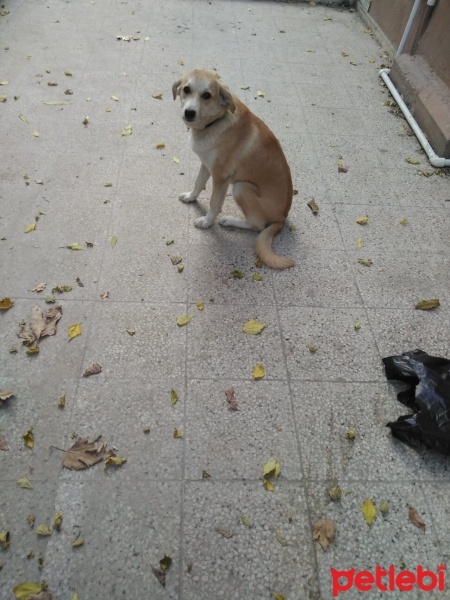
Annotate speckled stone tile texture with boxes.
[1,0,449,599]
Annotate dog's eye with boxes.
[202,92,212,100]
[183,86,191,95]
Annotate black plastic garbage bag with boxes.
[383,349,450,455]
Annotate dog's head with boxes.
[172,69,236,129]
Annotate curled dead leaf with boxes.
[408,507,425,531]
[0,390,15,404]
[83,363,102,377]
[415,299,440,310]
[312,518,336,551]
[0,530,10,549]
[215,526,233,538]
[62,437,107,470]
[225,387,239,411]
[307,198,319,214]
[0,297,14,310]
[36,524,52,536]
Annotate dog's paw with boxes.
[218,216,236,227]
[179,191,197,203]
[194,216,213,229]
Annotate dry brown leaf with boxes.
[275,529,289,546]
[151,566,166,587]
[28,305,62,340]
[62,437,107,470]
[0,390,15,404]
[415,299,440,311]
[307,198,319,214]
[32,283,47,292]
[0,436,9,451]
[408,507,426,531]
[83,363,102,377]
[0,297,14,310]
[225,387,239,411]
[312,518,336,551]
[215,526,233,538]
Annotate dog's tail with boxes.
[255,222,295,270]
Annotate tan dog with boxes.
[172,69,295,269]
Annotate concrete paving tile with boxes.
[187,245,276,307]
[334,203,420,252]
[367,308,450,360]
[273,249,362,308]
[98,241,189,303]
[82,301,187,380]
[186,304,287,381]
[348,250,440,310]
[110,192,189,244]
[282,201,344,250]
[307,481,444,600]
[303,105,366,138]
[184,379,300,480]
[65,374,185,481]
[182,481,318,600]
[44,153,123,198]
[406,205,450,253]
[42,479,182,599]
[0,480,62,593]
[423,482,450,551]
[1,238,104,300]
[291,381,420,483]
[281,306,384,382]
[118,154,188,199]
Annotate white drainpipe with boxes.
[379,68,450,168]
[396,0,422,57]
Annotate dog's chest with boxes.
[192,146,218,172]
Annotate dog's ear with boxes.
[219,83,236,113]
[172,78,182,100]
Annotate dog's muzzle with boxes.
[184,109,196,122]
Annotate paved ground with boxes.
[1,0,450,599]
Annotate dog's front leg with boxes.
[179,163,210,203]
[194,177,229,229]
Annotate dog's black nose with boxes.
[184,109,196,122]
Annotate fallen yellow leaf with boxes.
[36,523,52,536]
[171,389,178,404]
[0,530,10,549]
[0,297,14,310]
[361,498,377,525]
[252,363,265,379]
[176,315,192,326]
[12,582,42,599]
[67,243,83,250]
[16,477,33,489]
[54,512,63,530]
[121,124,132,136]
[173,428,183,438]
[242,320,267,335]
[356,216,368,225]
[152,93,163,99]
[68,323,82,340]
[22,428,34,448]
[24,223,36,233]
[110,235,118,248]
[415,299,440,310]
